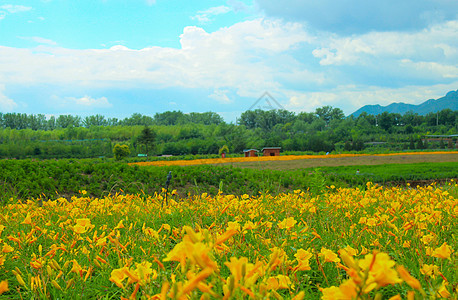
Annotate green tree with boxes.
[315,106,344,125]
[416,139,424,150]
[113,144,130,160]
[138,126,156,155]
[409,138,415,150]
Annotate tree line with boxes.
[0,107,456,159]
[0,111,224,130]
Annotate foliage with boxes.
[0,108,456,159]
[0,158,456,203]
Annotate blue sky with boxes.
[0,0,457,122]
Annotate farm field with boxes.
[222,153,458,170]
[0,182,456,299]
[129,152,458,169]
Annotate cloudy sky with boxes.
[1,0,457,121]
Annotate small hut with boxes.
[262,147,281,156]
[243,149,259,157]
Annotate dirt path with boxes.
[222,153,458,170]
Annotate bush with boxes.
[113,144,130,160]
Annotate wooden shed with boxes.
[243,149,259,157]
[262,147,281,156]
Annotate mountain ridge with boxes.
[351,90,458,117]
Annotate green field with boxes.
[1,155,457,203]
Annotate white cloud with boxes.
[19,36,57,46]
[63,96,112,108]
[0,17,456,115]
[209,89,232,103]
[0,4,32,13]
[0,19,311,93]
[191,5,232,23]
[400,60,458,79]
[145,0,156,5]
[312,21,458,67]
[0,85,17,111]
[256,0,458,34]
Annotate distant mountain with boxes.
[351,90,458,117]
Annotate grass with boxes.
[1,157,457,203]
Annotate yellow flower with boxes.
[163,241,191,265]
[420,233,435,245]
[437,282,451,298]
[135,261,156,285]
[114,220,125,230]
[2,243,13,253]
[420,264,439,278]
[339,279,358,299]
[178,267,213,298]
[319,247,340,263]
[75,218,92,227]
[0,280,8,295]
[190,242,218,270]
[73,224,87,234]
[96,237,107,247]
[266,275,291,290]
[70,260,84,276]
[402,241,411,248]
[359,252,401,289]
[278,217,297,230]
[321,286,344,300]
[109,267,128,288]
[295,248,313,261]
[396,265,421,290]
[73,218,94,234]
[226,221,240,231]
[124,267,140,284]
[21,213,32,225]
[342,245,358,256]
[294,249,312,271]
[267,247,287,271]
[224,257,248,282]
[367,217,377,226]
[30,259,43,270]
[242,221,257,231]
[215,229,238,245]
[432,242,452,259]
[321,281,357,300]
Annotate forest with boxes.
[0,107,456,159]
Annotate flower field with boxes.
[0,183,456,299]
[129,151,456,167]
